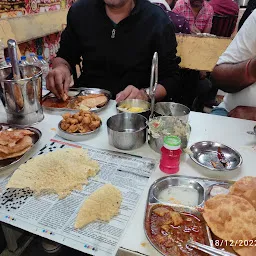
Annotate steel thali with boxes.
[0,123,42,170]
[189,141,242,171]
[144,175,233,256]
[42,87,112,113]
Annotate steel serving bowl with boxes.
[116,99,150,118]
[154,102,190,123]
[107,113,147,150]
[189,141,243,171]
[57,120,102,142]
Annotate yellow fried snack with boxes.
[203,194,256,241]
[229,176,256,209]
[60,110,101,134]
[6,148,100,199]
[75,184,122,229]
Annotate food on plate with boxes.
[75,184,122,229]
[117,104,148,113]
[60,111,101,133]
[42,93,108,110]
[146,205,207,256]
[233,244,256,256]
[229,176,256,208]
[0,129,34,160]
[148,116,190,148]
[202,194,256,241]
[68,94,108,110]
[209,185,229,197]
[42,97,69,108]
[6,148,100,199]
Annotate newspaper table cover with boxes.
[0,135,156,256]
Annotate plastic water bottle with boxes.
[20,56,29,65]
[5,57,11,67]
[28,53,38,65]
[0,40,7,67]
[37,55,49,89]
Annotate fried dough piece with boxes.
[79,94,108,108]
[0,136,33,154]
[203,194,256,241]
[229,176,256,209]
[0,130,34,147]
[0,145,31,160]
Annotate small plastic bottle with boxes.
[20,56,29,65]
[28,53,38,65]
[0,40,7,67]
[37,55,49,89]
[5,57,11,67]
[159,136,182,174]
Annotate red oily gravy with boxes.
[146,205,207,256]
[42,97,69,108]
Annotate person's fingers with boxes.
[63,73,71,95]
[126,87,140,99]
[46,73,60,99]
[139,89,149,101]
[116,92,125,102]
[54,72,65,100]
[116,85,133,102]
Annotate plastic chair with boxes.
[211,14,238,37]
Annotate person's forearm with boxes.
[52,57,72,73]
[212,59,256,93]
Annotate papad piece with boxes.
[75,184,122,229]
[0,145,31,160]
[0,136,32,154]
[229,176,256,209]
[6,148,100,199]
[203,194,256,241]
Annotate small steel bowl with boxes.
[154,102,190,123]
[107,113,147,150]
[57,120,102,142]
[189,141,243,171]
[116,99,150,118]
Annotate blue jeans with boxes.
[211,107,228,116]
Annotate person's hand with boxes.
[228,106,256,121]
[46,64,71,101]
[116,85,149,102]
[191,25,201,34]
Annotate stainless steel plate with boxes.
[144,204,212,256]
[57,120,102,142]
[189,141,242,171]
[150,177,204,207]
[144,175,235,255]
[42,87,112,113]
[0,123,42,170]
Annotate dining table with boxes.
[0,97,255,256]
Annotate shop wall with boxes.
[0,0,75,61]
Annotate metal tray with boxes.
[42,87,112,113]
[144,175,234,255]
[189,141,243,172]
[0,123,42,170]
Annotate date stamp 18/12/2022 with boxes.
[211,240,256,247]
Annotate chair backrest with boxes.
[211,14,238,37]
